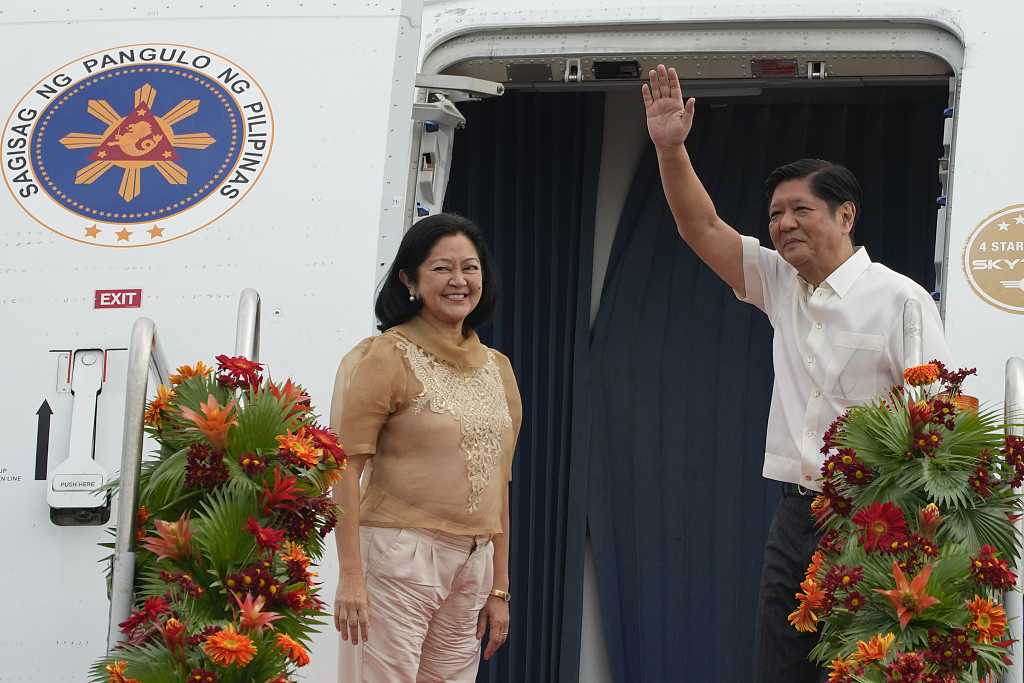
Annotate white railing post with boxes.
[107,318,170,650]
[234,288,261,362]
[903,300,924,380]
[1005,357,1024,683]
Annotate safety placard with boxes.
[94,289,143,309]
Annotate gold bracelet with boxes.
[489,589,511,602]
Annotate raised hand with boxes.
[642,64,696,150]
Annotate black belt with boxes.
[782,482,819,498]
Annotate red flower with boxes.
[853,502,909,552]
[930,399,957,429]
[970,545,1017,590]
[232,591,284,632]
[844,592,865,612]
[188,670,218,683]
[261,467,303,516]
[874,561,940,629]
[1003,435,1024,487]
[912,429,943,457]
[243,517,287,556]
[119,595,171,633]
[215,354,264,390]
[969,465,991,498]
[907,399,934,428]
[269,378,311,423]
[918,504,943,539]
[155,617,187,657]
[924,628,977,668]
[184,443,228,491]
[239,452,266,476]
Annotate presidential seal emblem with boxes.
[2,44,273,247]
[962,204,1024,314]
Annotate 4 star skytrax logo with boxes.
[2,44,273,247]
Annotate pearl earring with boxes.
[408,290,416,302]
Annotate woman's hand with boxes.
[477,594,510,660]
[332,453,370,644]
[335,572,371,644]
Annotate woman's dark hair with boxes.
[764,159,863,240]
[375,213,499,333]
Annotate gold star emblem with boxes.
[148,225,164,238]
[115,228,132,241]
[57,83,215,203]
[84,225,101,238]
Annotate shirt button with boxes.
[815,323,822,329]
[806,357,813,363]
[806,430,814,436]
[814,390,821,397]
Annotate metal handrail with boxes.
[902,300,923,375]
[234,288,261,362]
[107,318,170,650]
[1006,357,1024,683]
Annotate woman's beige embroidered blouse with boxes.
[330,316,522,535]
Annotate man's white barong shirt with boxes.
[736,235,955,491]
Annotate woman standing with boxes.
[331,214,521,683]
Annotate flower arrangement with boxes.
[91,356,345,683]
[789,361,1023,683]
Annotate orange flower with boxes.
[317,466,345,490]
[827,654,857,681]
[852,632,896,663]
[874,561,940,629]
[788,578,825,633]
[276,429,322,468]
[806,551,827,581]
[178,394,238,450]
[105,661,141,683]
[144,385,176,430]
[168,361,213,386]
[280,541,311,570]
[203,625,257,667]
[139,510,194,562]
[135,507,150,543]
[274,633,310,667]
[903,364,940,387]
[967,595,1007,644]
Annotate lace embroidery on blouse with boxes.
[392,332,512,513]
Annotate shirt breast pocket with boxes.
[823,332,886,401]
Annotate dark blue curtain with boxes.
[442,89,605,683]
[585,87,948,683]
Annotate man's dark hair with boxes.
[375,213,499,334]
[764,159,863,239]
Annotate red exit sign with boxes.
[94,289,142,309]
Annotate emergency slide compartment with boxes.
[0,2,422,680]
